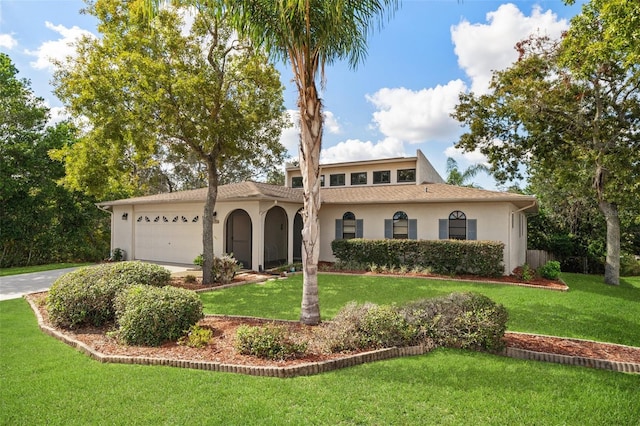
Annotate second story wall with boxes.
[285,150,444,188]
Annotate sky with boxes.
[1,0,587,189]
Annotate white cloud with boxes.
[367,80,467,143]
[0,33,18,50]
[47,106,70,127]
[443,145,488,166]
[25,22,95,71]
[281,109,342,155]
[320,138,406,164]
[323,111,341,134]
[451,3,569,95]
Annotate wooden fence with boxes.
[526,250,555,269]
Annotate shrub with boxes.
[235,324,307,360]
[324,302,416,352]
[332,239,504,277]
[193,254,203,267]
[621,253,640,277]
[109,248,126,261]
[114,285,203,346]
[538,260,561,280]
[400,292,508,352]
[178,325,213,348]
[46,262,171,329]
[212,254,241,284]
[183,274,198,284]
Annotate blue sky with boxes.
[1,0,586,189]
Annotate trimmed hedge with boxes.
[331,239,504,277]
[46,262,171,329]
[114,285,203,346]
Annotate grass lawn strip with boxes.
[2,297,639,425]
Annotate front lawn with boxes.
[200,273,640,346]
[1,273,639,424]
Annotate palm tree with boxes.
[147,0,399,325]
[445,157,490,188]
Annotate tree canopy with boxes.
[0,53,109,267]
[54,0,289,283]
[453,0,640,285]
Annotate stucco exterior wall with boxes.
[317,202,517,273]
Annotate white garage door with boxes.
[134,212,202,264]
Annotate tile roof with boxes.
[98,182,537,212]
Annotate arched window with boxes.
[448,210,466,240]
[342,212,356,239]
[335,212,363,240]
[393,211,408,239]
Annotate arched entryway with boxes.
[264,206,288,269]
[226,209,252,269]
[293,210,303,263]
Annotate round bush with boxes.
[114,285,203,346]
[325,302,416,352]
[235,324,307,360]
[401,292,508,352]
[46,262,171,329]
[538,260,561,280]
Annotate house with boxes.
[97,150,537,274]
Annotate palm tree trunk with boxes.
[298,83,323,325]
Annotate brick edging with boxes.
[504,347,640,373]
[24,296,429,378]
[503,331,640,374]
[26,297,636,376]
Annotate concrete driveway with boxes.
[0,263,191,301]
[0,267,81,301]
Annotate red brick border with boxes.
[26,296,637,377]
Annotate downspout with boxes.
[510,200,537,271]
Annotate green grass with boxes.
[201,273,640,346]
[0,263,92,277]
[1,273,639,425]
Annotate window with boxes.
[448,210,466,240]
[397,168,416,183]
[373,170,391,184]
[342,212,356,239]
[330,173,345,186]
[439,211,477,240]
[320,175,325,187]
[393,211,408,239]
[335,212,363,240]
[350,172,367,185]
[385,212,417,239]
[292,176,303,188]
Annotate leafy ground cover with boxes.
[1,273,639,424]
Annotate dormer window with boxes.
[330,173,345,186]
[397,168,416,183]
[350,172,367,185]
[373,170,390,184]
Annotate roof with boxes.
[98,181,537,212]
[98,181,304,207]
[321,183,536,209]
